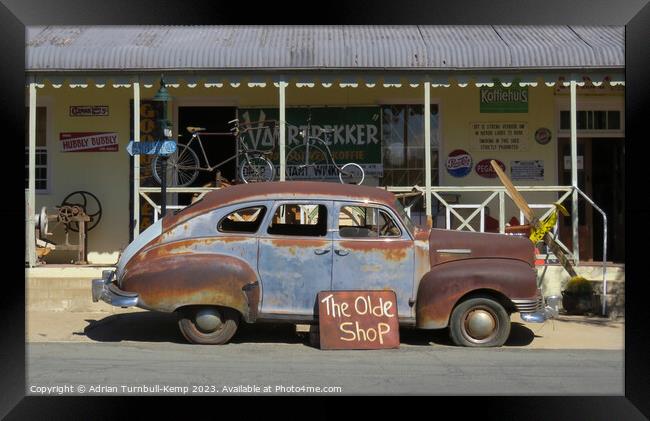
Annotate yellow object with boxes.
[529,203,569,244]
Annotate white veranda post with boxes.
[424,81,432,228]
[133,79,141,239]
[279,81,287,181]
[27,81,37,267]
[570,79,579,263]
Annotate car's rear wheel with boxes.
[449,295,511,347]
[177,306,239,345]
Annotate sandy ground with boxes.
[26,308,624,350]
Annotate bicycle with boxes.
[284,113,365,185]
[151,119,276,186]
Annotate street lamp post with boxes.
[153,76,172,217]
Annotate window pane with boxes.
[577,111,587,130]
[608,111,621,129]
[560,111,570,130]
[267,204,327,236]
[594,111,607,130]
[339,206,378,238]
[377,210,401,237]
[218,206,267,233]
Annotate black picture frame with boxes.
[3,0,649,418]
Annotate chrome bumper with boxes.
[512,289,560,323]
[92,270,139,308]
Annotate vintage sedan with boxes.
[92,181,553,347]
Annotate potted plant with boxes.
[561,276,594,314]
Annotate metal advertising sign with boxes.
[126,140,177,156]
[317,290,400,350]
[59,132,119,152]
[238,107,383,179]
[446,149,473,177]
[480,85,529,113]
[69,105,109,117]
[511,160,545,180]
[476,159,505,178]
[469,122,528,152]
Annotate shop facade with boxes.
[25,26,624,266]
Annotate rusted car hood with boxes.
[428,229,534,267]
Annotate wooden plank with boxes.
[317,290,400,350]
[490,160,578,278]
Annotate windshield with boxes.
[393,199,416,236]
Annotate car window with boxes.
[267,204,328,237]
[218,206,267,233]
[338,206,401,238]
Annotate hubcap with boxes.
[194,308,223,333]
[464,309,497,341]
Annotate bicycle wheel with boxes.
[286,144,329,181]
[338,162,365,185]
[152,144,200,187]
[240,154,275,183]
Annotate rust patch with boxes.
[122,253,259,321]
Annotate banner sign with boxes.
[127,140,177,156]
[480,85,528,113]
[317,290,400,350]
[469,122,528,152]
[59,132,119,152]
[238,107,383,179]
[69,105,109,117]
[511,160,545,180]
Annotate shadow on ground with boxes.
[77,311,535,347]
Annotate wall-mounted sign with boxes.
[469,122,528,152]
[534,127,552,145]
[476,159,505,178]
[511,160,544,180]
[317,290,400,350]
[238,107,383,179]
[480,86,528,113]
[60,132,119,152]
[563,155,584,170]
[446,149,473,178]
[69,105,109,117]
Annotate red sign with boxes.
[317,290,400,350]
[69,105,109,117]
[60,132,119,152]
[475,159,505,178]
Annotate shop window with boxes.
[218,206,267,233]
[381,104,439,188]
[560,110,621,131]
[24,107,48,191]
[267,204,327,237]
[338,206,401,238]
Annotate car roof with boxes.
[163,181,399,230]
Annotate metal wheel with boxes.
[449,296,511,347]
[286,144,329,181]
[239,154,275,183]
[177,306,240,345]
[60,191,102,232]
[152,144,200,187]
[338,162,365,185]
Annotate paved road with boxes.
[27,333,623,395]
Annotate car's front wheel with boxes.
[448,295,511,347]
[177,306,239,345]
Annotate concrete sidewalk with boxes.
[26,308,624,350]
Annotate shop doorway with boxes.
[558,138,625,262]
[177,106,238,186]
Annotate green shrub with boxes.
[563,276,594,295]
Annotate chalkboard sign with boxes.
[317,290,400,350]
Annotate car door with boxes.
[257,200,333,317]
[332,201,415,319]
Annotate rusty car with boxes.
[92,181,555,347]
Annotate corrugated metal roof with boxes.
[26,25,624,72]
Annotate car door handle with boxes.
[314,249,331,255]
[334,249,350,256]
